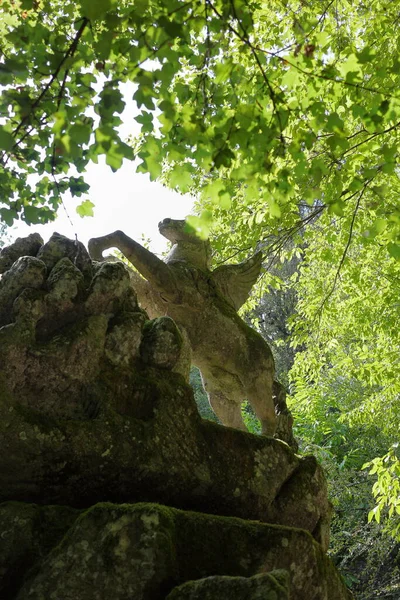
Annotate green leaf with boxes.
[213,148,235,168]
[23,205,45,225]
[356,47,376,64]
[158,16,185,39]
[326,113,345,133]
[69,123,92,145]
[328,202,344,217]
[169,165,193,193]
[105,145,124,171]
[372,219,387,235]
[0,126,14,151]
[218,191,231,210]
[79,0,117,21]
[76,199,95,217]
[0,207,18,226]
[387,243,400,260]
[201,180,225,204]
[338,53,362,79]
[186,210,213,240]
[215,60,233,84]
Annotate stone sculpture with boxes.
[0,232,352,600]
[89,219,277,435]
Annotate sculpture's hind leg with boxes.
[243,372,276,436]
[200,371,247,431]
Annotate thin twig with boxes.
[316,184,368,316]
[208,0,284,137]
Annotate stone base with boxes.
[0,502,351,600]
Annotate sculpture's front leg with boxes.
[89,230,177,296]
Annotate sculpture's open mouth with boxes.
[158,218,188,243]
[158,218,171,229]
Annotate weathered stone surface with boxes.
[88,223,278,436]
[0,233,43,274]
[0,256,46,326]
[0,502,350,600]
[0,502,79,599]
[273,380,298,451]
[105,312,146,366]
[140,316,183,369]
[37,231,93,283]
[88,224,299,447]
[0,375,329,545]
[85,260,137,315]
[166,572,290,600]
[46,257,84,303]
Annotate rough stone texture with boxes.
[0,233,351,600]
[0,233,43,274]
[37,231,93,284]
[273,380,298,451]
[166,572,290,600]
[88,224,298,446]
[85,260,137,315]
[0,256,47,326]
[0,502,351,600]
[141,316,184,369]
[0,502,79,599]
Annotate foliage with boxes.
[241,401,261,435]
[189,366,219,423]
[290,235,400,442]
[245,252,299,387]
[278,202,400,541]
[364,445,400,540]
[323,456,400,599]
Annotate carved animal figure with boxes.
[89,219,276,435]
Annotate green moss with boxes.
[0,501,80,598]
[0,371,15,405]
[1,502,351,599]
[13,403,61,434]
[172,505,305,579]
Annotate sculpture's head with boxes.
[158,218,198,244]
[158,218,212,269]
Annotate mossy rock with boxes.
[0,502,351,600]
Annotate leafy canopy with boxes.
[0,0,399,254]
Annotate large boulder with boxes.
[0,233,43,274]
[37,231,93,284]
[0,502,350,600]
[167,572,291,600]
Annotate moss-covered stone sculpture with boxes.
[88,220,278,436]
[0,233,351,600]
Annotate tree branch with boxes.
[9,17,89,149]
[316,183,370,316]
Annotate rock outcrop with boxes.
[0,233,351,600]
[1,503,349,600]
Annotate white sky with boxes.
[9,161,195,257]
[7,82,195,257]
